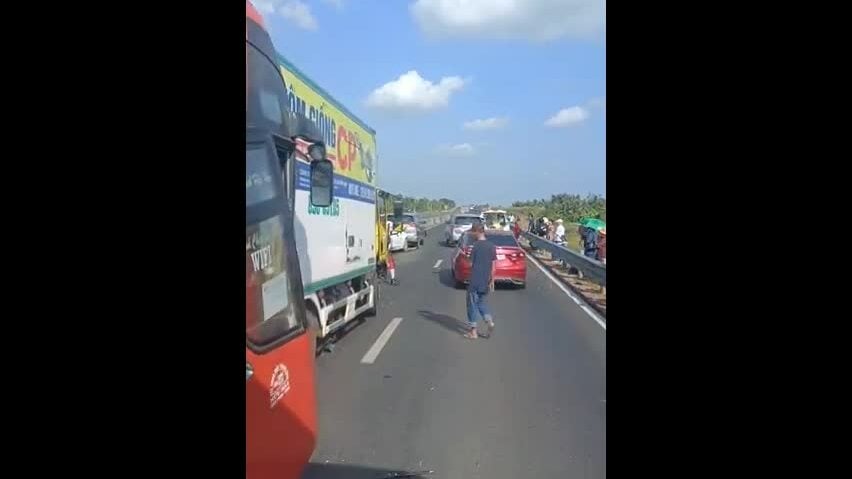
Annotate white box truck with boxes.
[278,54,379,344]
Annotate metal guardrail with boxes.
[521,231,606,286]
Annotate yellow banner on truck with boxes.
[278,54,377,186]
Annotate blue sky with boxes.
[255,0,606,206]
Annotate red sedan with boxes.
[451,231,527,289]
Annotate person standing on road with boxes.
[463,223,497,340]
[597,228,606,264]
[554,219,566,245]
[386,250,397,285]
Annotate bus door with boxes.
[246,128,317,479]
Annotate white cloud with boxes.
[544,106,589,127]
[410,0,605,42]
[254,0,318,30]
[438,143,476,157]
[463,117,509,131]
[366,70,467,112]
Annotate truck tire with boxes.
[403,241,410,252]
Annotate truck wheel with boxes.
[403,241,410,252]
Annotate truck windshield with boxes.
[484,213,506,225]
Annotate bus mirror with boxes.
[310,159,333,207]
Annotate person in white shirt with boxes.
[555,219,566,245]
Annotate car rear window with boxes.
[389,215,415,224]
[485,234,519,247]
[461,233,518,247]
[455,216,482,225]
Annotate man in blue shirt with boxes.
[464,224,497,339]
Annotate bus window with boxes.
[247,42,289,133]
[246,146,277,206]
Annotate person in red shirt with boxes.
[386,251,398,285]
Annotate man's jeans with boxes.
[466,289,493,328]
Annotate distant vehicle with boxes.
[387,213,423,250]
[451,230,527,289]
[483,209,510,231]
[444,214,483,246]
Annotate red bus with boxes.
[246,2,331,477]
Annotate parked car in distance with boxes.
[387,213,423,248]
[445,214,483,246]
[451,230,527,289]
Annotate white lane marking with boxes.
[433,259,443,268]
[526,254,606,331]
[361,317,404,364]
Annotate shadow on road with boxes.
[302,462,432,479]
[418,309,468,334]
[437,268,461,289]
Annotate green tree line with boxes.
[389,195,456,213]
[511,194,606,223]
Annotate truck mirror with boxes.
[310,159,333,207]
